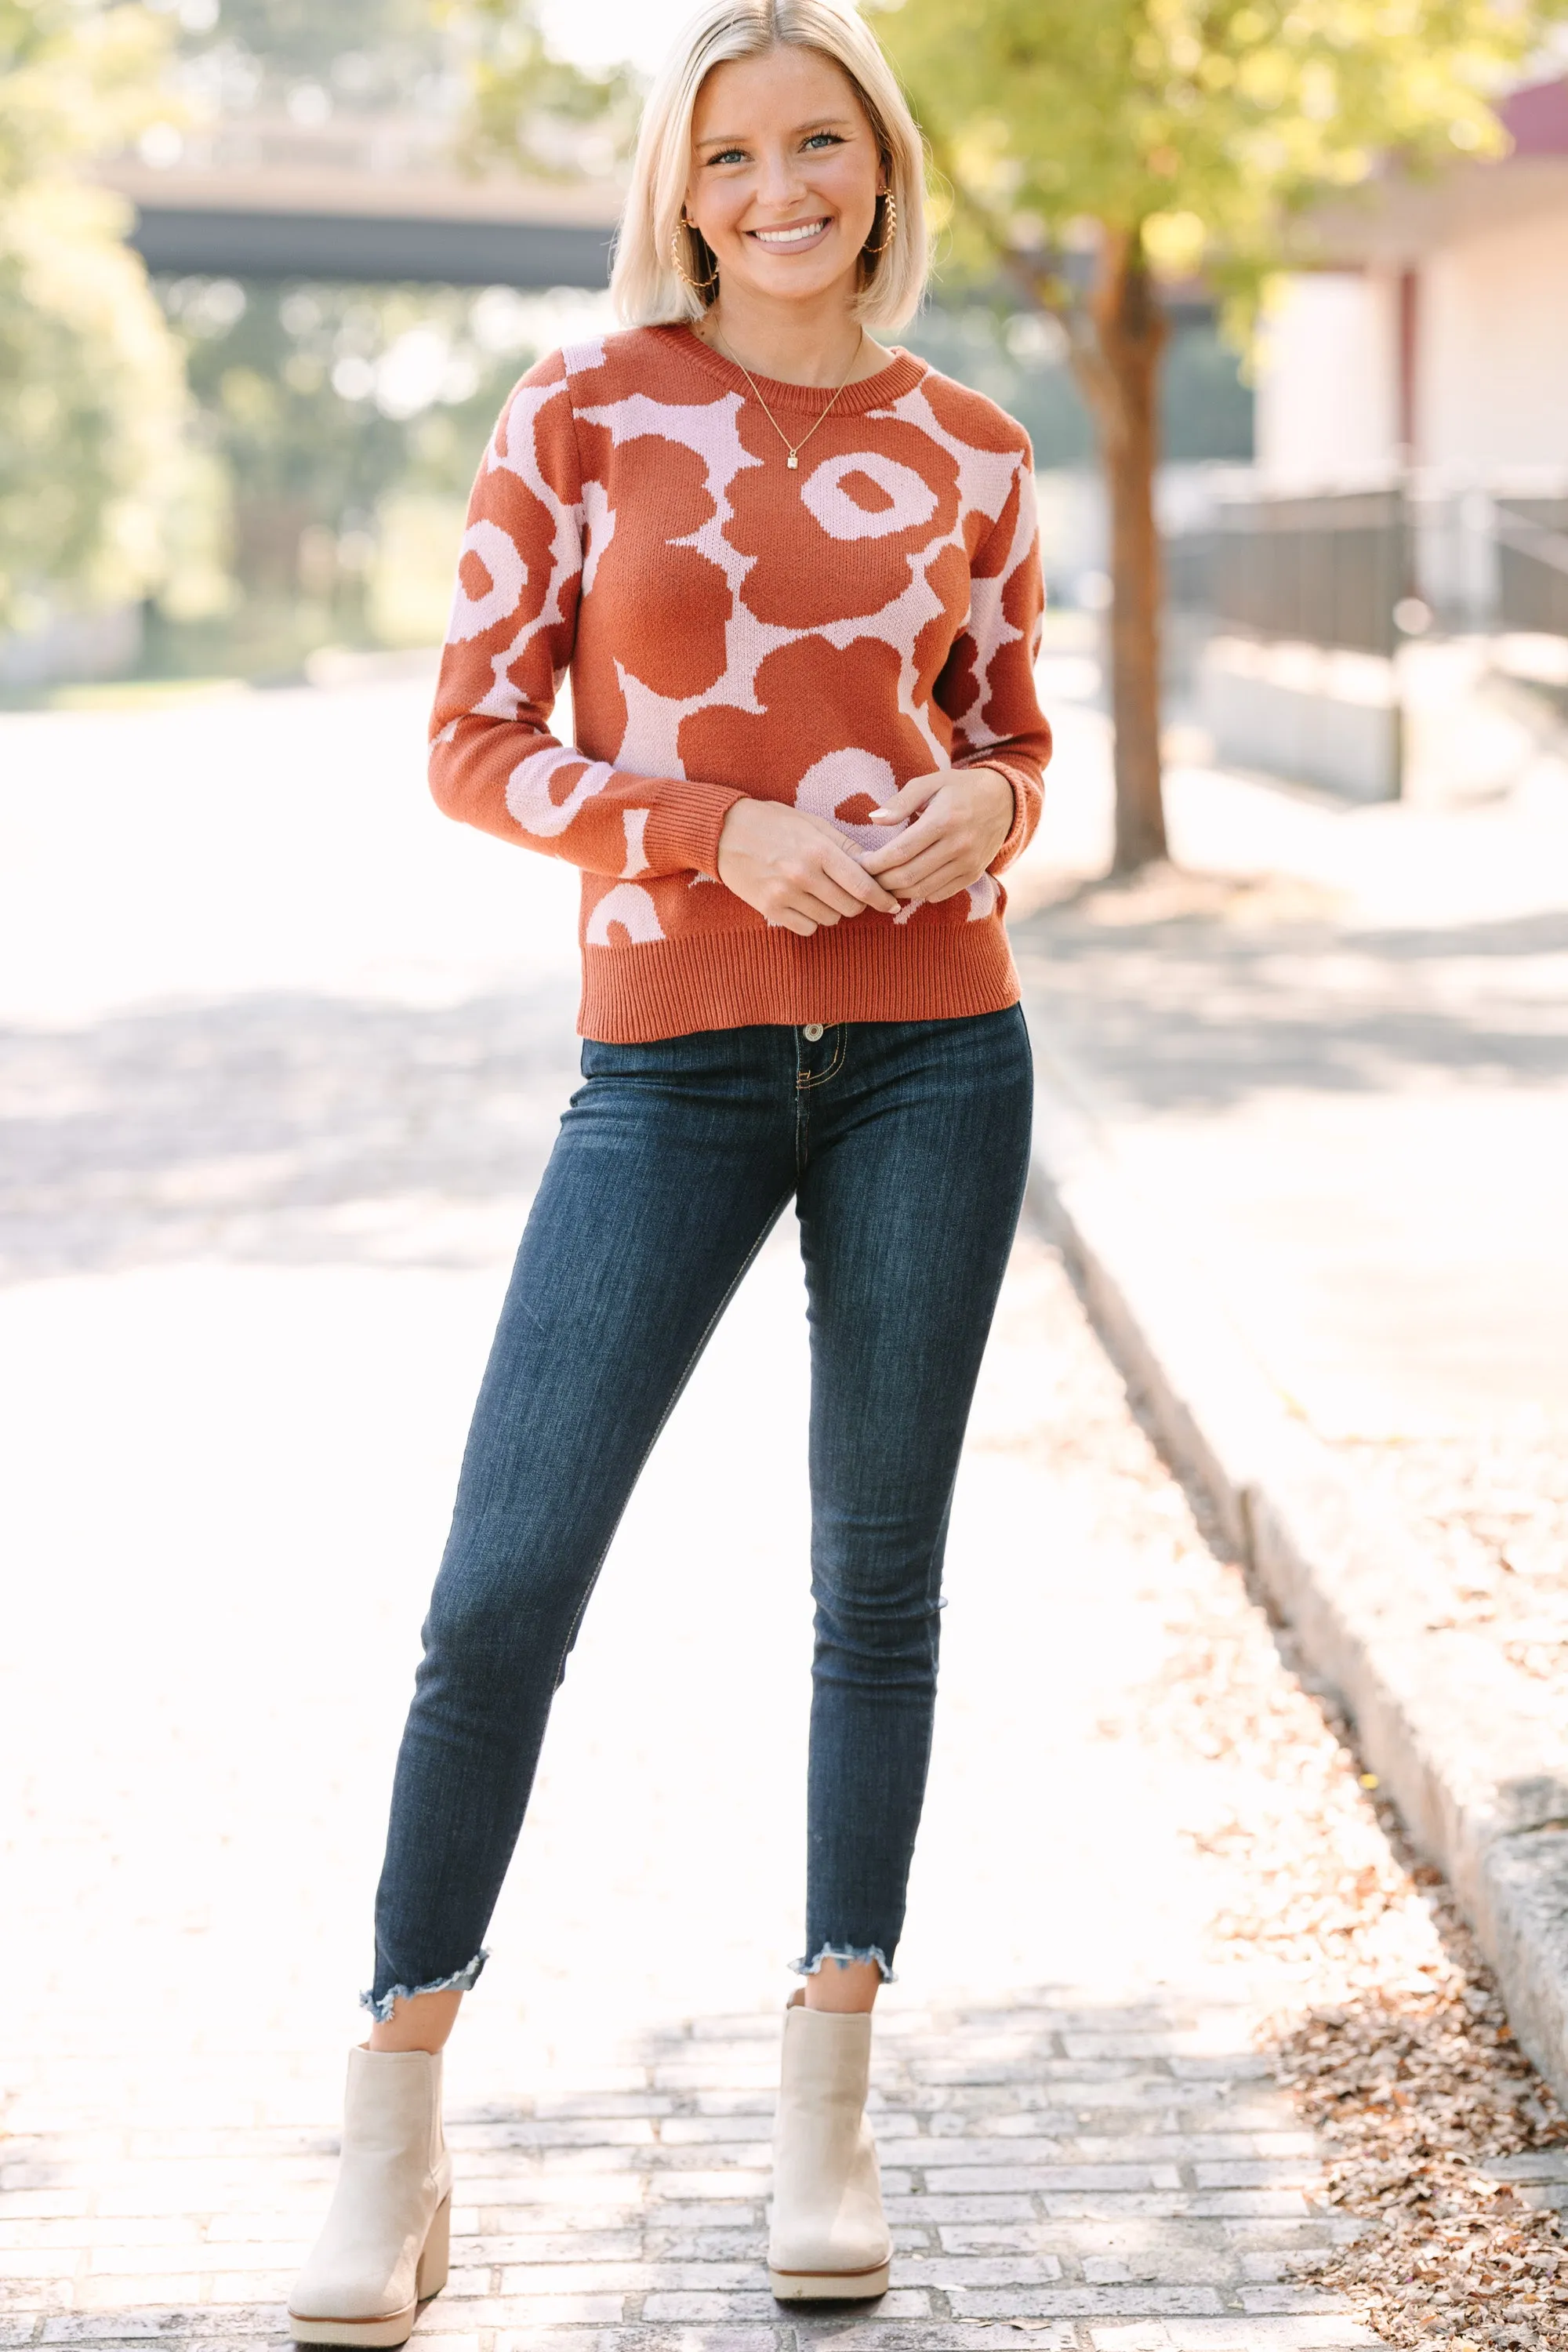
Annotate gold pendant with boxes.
[786,452,798,469]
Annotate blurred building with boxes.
[1255,76,1568,485]
[1185,77,1568,804]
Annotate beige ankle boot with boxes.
[768,1994,892,2299]
[289,2047,453,2347]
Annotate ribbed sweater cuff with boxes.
[648,778,750,880]
[982,762,1039,875]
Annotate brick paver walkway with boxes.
[2,1992,1367,2349]
[0,680,1382,2350]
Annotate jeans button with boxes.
[803,1022,824,1042]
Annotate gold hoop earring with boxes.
[863,191,898,258]
[670,215,719,296]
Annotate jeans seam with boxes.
[795,1027,847,1091]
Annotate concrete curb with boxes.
[1028,1058,1568,2105]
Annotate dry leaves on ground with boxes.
[1135,1466,1568,2348]
[1277,1937,1566,2350]
[1338,1433,1568,1686]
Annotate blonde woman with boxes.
[289,0,1050,2337]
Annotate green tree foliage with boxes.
[163,0,633,176]
[0,0,187,633]
[875,0,1564,869]
[126,0,628,673]
[436,0,638,178]
[151,275,582,668]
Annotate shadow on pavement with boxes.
[1012,897,1568,1117]
[0,982,581,1283]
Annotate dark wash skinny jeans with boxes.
[367,1007,1033,2017]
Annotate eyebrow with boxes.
[695,115,857,147]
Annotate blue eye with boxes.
[707,147,746,165]
[804,132,845,149]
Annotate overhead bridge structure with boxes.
[101,159,622,288]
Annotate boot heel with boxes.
[416,2195,450,2301]
[769,2257,890,2300]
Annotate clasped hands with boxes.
[715,767,1014,939]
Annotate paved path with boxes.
[1012,706,1568,1446]
[0,680,1396,2348]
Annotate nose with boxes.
[754,143,810,211]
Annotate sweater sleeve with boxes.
[934,448,1052,877]
[426,351,746,882]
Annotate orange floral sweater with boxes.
[428,324,1051,1043]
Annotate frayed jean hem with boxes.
[790,1942,896,1984]
[360,1948,488,2022]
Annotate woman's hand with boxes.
[859,767,1015,904]
[717,798,901,937]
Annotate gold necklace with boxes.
[707,323,864,470]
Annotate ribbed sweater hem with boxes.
[577,916,1022,1043]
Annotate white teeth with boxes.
[753,220,827,245]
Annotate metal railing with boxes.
[1165,477,1568,651]
[1206,488,1407,655]
[1160,474,1568,803]
[1494,498,1568,638]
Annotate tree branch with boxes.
[916,111,1125,441]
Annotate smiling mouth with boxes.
[749,218,832,249]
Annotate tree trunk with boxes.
[1081,229,1170,874]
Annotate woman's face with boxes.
[683,45,884,314]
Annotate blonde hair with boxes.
[610,0,929,334]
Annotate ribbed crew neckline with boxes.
[662,321,927,415]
